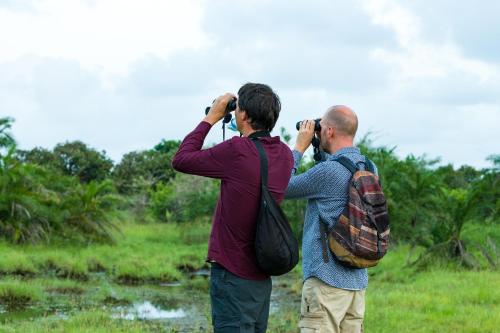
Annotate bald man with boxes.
[286,106,375,333]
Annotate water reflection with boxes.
[114,301,186,320]
[159,282,182,287]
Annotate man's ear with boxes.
[328,126,335,140]
[240,110,249,122]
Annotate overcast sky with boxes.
[1,0,499,168]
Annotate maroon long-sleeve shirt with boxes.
[172,121,293,280]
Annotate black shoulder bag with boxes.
[250,132,299,276]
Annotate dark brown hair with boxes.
[238,83,281,132]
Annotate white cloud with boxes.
[363,0,499,87]
[0,0,208,83]
[1,0,499,168]
[352,0,500,168]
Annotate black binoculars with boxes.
[205,98,237,124]
[295,118,324,162]
[296,118,321,131]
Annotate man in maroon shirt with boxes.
[172,83,293,332]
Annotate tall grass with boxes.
[0,279,43,307]
[0,219,210,283]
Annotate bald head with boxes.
[324,105,358,138]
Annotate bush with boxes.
[149,173,219,223]
[59,180,119,243]
[0,150,118,244]
[0,151,58,243]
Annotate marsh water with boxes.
[0,270,301,331]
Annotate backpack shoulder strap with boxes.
[251,138,268,187]
[365,157,375,173]
[334,155,376,174]
[319,219,330,263]
[333,156,358,175]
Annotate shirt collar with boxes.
[327,146,360,160]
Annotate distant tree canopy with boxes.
[19,141,113,183]
[18,147,57,166]
[53,141,113,183]
[154,139,181,156]
[112,140,180,194]
[435,164,482,189]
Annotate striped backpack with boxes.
[320,156,390,268]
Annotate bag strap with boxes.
[251,137,269,187]
[333,156,358,175]
[365,157,375,173]
[334,155,375,174]
[319,220,330,263]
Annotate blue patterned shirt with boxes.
[286,147,376,290]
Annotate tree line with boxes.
[0,117,498,268]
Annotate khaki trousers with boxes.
[299,277,365,333]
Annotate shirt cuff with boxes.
[200,120,214,130]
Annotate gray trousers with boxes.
[210,263,272,333]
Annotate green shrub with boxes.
[0,147,118,244]
[149,173,218,223]
[59,180,119,243]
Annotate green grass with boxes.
[0,221,499,332]
[0,310,170,333]
[0,253,38,276]
[0,220,210,284]
[32,251,89,280]
[0,279,43,307]
[365,245,500,333]
[43,278,86,294]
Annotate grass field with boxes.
[0,219,498,332]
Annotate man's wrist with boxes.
[203,115,220,126]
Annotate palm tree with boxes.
[0,151,53,243]
[411,187,488,269]
[61,180,119,243]
[0,117,15,152]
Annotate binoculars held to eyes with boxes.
[295,118,321,132]
[204,97,238,141]
[295,118,323,162]
[205,98,237,124]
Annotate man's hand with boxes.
[204,93,237,125]
[294,119,316,154]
